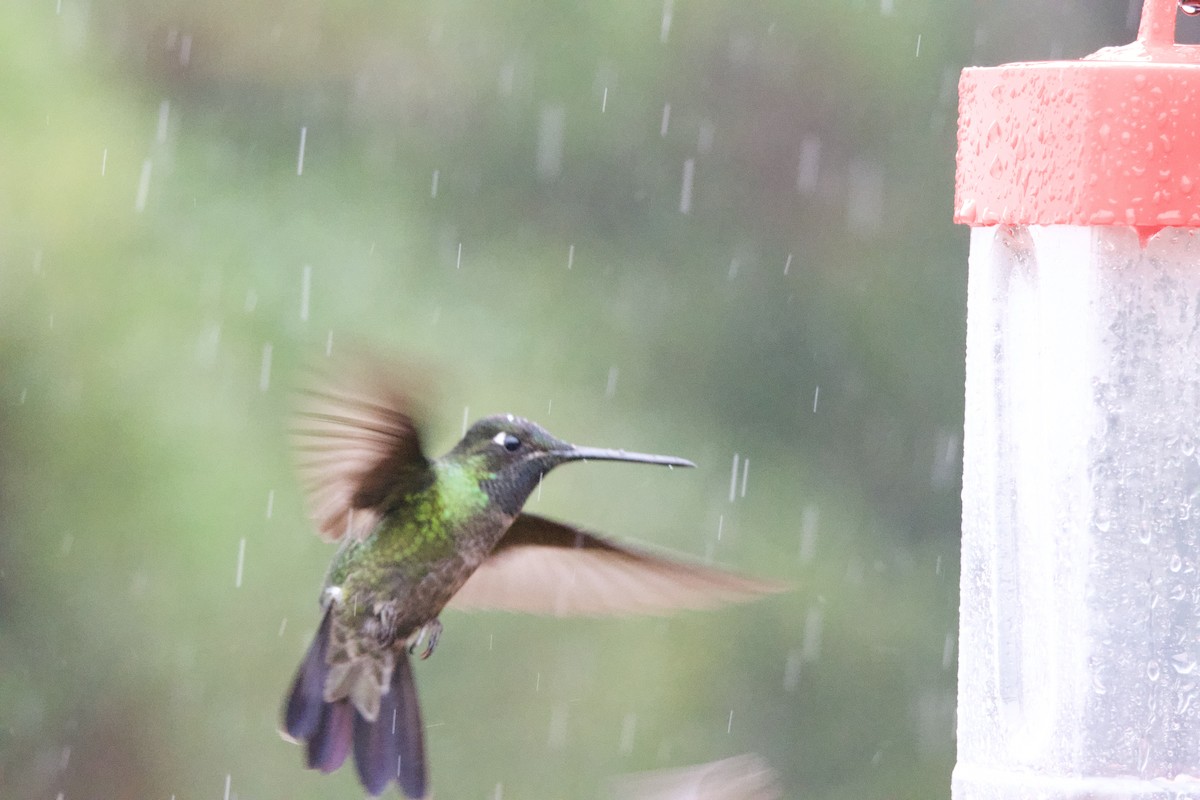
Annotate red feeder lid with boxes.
[955,0,1200,228]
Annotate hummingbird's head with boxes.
[449,414,694,515]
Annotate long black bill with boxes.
[558,445,695,468]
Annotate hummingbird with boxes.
[281,360,783,798]
[608,753,782,800]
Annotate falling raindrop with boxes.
[179,33,192,66]
[156,99,170,143]
[931,430,960,488]
[846,159,884,235]
[134,158,152,212]
[537,105,566,180]
[784,648,802,691]
[235,537,246,588]
[812,386,820,413]
[278,618,287,637]
[740,457,749,497]
[728,453,739,502]
[942,633,955,670]
[679,158,695,214]
[456,242,462,270]
[430,169,439,198]
[619,712,637,754]
[606,366,619,398]
[660,103,671,137]
[784,253,793,275]
[799,505,819,563]
[567,244,575,269]
[300,265,311,321]
[195,322,220,365]
[462,406,470,436]
[297,126,308,176]
[797,135,821,194]
[266,490,275,519]
[660,0,674,43]
[801,606,824,661]
[601,86,609,112]
[259,343,273,391]
[100,148,107,176]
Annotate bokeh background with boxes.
[0,2,1181,798]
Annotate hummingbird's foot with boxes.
[408,619,443,660]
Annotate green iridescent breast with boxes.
[324,459,490,590]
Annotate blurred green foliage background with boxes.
[0,2,1154,798]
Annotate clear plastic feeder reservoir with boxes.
[954,2,1200,798]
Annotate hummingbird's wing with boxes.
[448,513,786,616]
[606,754,781,800]
[293,360,432,542]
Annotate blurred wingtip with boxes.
[607,753,782,800]
[292,341,441,420]
[749,576,793,596]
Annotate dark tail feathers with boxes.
[282,609,428,798]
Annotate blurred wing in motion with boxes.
[607,754,782,800]
[293,355,433,542]
[448,513,787,617]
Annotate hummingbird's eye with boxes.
[491,431,522,452]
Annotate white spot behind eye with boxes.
[506,413,515,422]
[492,431,509,446]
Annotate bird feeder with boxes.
[954,1,1200,798]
